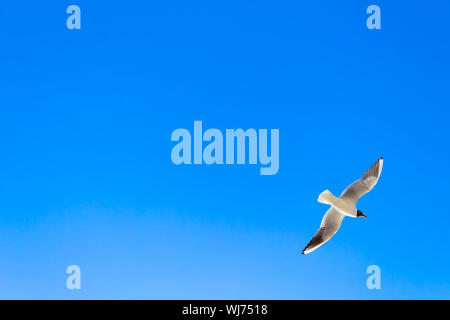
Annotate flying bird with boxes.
[302,157,383,254]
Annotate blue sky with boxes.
[0,1,449,299]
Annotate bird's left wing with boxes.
[340,157,383,205]
[302,207,345,254]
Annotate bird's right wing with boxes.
[302,207,345,254]
[340,157,383,205]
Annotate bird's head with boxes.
[357,210,367,218]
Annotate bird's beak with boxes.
[362,213,368,218]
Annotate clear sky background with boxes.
[0,1,449,299]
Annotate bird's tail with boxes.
[318,190,338,206]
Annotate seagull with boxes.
[302,157,383,255]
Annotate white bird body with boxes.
[302,157,384,255]
[317,190,357,217]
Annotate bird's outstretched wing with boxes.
[302,207,345,254]
[340,157,383,205]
